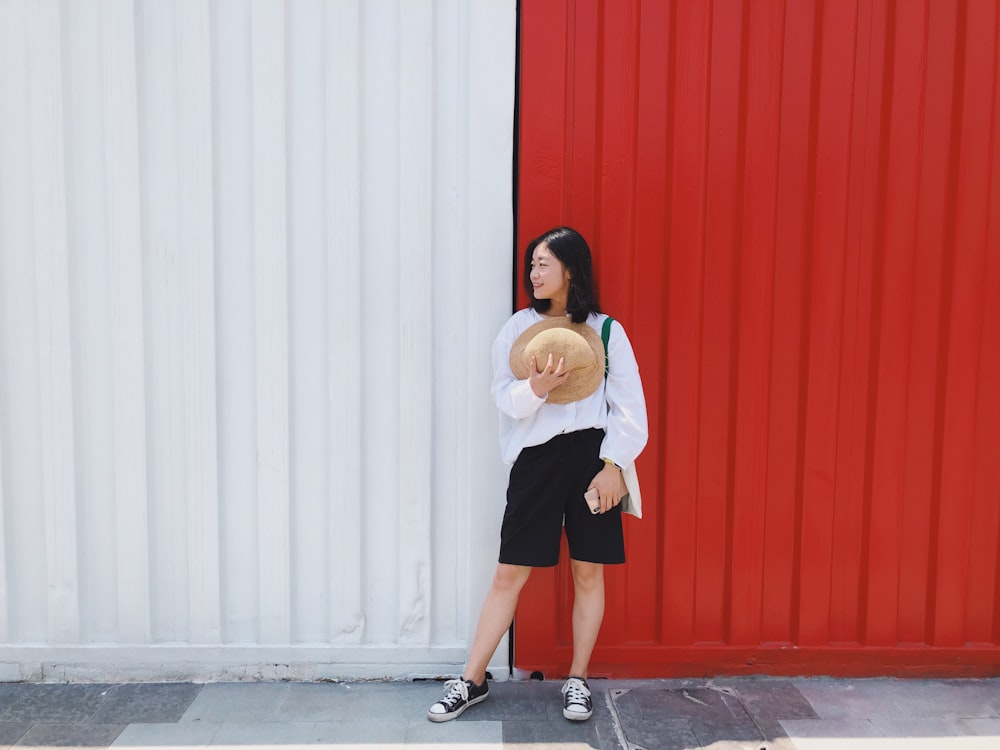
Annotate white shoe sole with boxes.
[427,691,488,722]
[563,707,592,721]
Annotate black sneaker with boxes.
[561,676,593,720]
[427,677,489,722]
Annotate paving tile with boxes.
[466,681,555,722]
[605,717,697,750]
[792,680,907,721]
[273,683,365,722]
[112,722,219,748]
[13,723,125,747]
[735,682,819,720]
[687,717,767,748]
[869,716,976,738]
[787,736,1000,750]
[750,718,796,749]
[90,683,202,724]
[209,721,315,746]
[404,717,502,746]
[869,680,1000,721]
[0,723,31,747]
[794,678,1000,722]
[308,719,409,744]
[501,739,594,750]
[0,688,23,712]
[960,717,1000,736]
[901,679,1000,720]
[779,718,883,739]
[280,681,442,722]
[622,686,749,721]
[501,717,595,746]
[612,686,766,748]
[892,740,1000,750]
[179,683,289,723]
[0,685,113,724]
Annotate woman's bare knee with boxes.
[570,560,604,591]
[492,563,532,593]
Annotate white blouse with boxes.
[491,308,649,467]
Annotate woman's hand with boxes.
[529,353,569,398]
[587,462,623,514]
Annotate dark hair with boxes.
[523,226,601,323]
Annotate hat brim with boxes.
[509,318,605,404]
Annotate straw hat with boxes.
[509,318,605,404]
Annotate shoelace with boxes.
[562,678,590,706]
[438,678,470,709]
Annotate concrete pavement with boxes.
[1,676,999,749]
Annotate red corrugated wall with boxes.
[515,0,1000,677]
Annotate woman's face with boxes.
[529,243,571,302]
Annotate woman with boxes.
[428,226,648,722]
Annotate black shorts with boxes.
[499,428,626,567]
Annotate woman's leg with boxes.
[463,562,533,684]
[568,559,605,678]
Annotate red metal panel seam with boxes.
[866,0,923,648]
[617,0,646,645]
[837,0,880,647]
[701,0,743,646]
[595,0,643,648]
[694,0,719,644]
[626,0,642,318]
[986,0,1000,647]
[802,0,861,647]
[564,0,576,223]
[857,0,898,647]
[770,0,810,647]
[763,4,802,642]
[591,0,605,240]
[730,0,783,648]
[896,0,935,648]
[790,0,826,646]
[661,0,704,646]
[963,0,1000,645]
[722,0,752,647]
[936,0,994,646]
[756,0,792,647]
[655,0,680,645]
[925,0,967,648]
[909,0,949,647]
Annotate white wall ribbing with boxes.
[0,0,515,681]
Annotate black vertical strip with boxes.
[511,0,523,314]
[508,0,523,676]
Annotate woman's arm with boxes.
[599,320,649,467]
[490,320,550,419]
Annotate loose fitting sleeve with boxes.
[599,320,649,468]
[491,318,547,420]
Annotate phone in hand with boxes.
[584,487,601,514]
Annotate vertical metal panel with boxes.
[324,0,365,646]
[0,0,516,680]
[516,0,1000,676]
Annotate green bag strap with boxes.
[601,316,614,378]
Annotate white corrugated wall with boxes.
[0,0,516,681]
